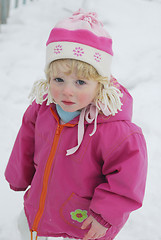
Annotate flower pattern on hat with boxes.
[54,45,63,54]
[73,47,84,57]
[94,52,102,62]
[70,209,88,223]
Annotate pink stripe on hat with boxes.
[46,28,113,56]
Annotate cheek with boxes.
[77,92,95,104]
[50,85,60,100]
[77,84,98,103]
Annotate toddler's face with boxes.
[49,69,98,112]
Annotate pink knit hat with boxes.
[45,9,113,78]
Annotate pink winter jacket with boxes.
[5,85,147,240]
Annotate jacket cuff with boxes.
[89,210,111,228]
[10,184,27,191]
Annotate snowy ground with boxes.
[0,0,161,239]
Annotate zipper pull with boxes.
[30,230,38,240]
[56,125,61,135]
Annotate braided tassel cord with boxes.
[96,84,123,116]
[28,79,54,105]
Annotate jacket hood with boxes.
[97,84,133,124]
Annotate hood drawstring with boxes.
[66,101,110,156]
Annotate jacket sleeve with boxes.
[5,101,40,191]
[89,129,148,237]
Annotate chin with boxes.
[61,106,77,113]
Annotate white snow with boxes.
[0,0,161,239]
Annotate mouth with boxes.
[62,101,75,106]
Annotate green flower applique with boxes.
[70,209,88,223]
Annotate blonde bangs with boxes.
[46,59,109,84]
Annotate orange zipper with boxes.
[31,108,76,236]
[32,123,63,233]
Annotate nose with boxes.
[62,83,74,97]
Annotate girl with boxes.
[5,9,147,240]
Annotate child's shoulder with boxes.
[24,99,51,121]
[95,120,145,161]
[97,118,143,141]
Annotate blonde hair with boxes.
[29,59,123,115]
[46,59,106,82]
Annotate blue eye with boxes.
[76,80,86,85]
[54,78,64,83]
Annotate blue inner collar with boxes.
[56,104,81,123]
